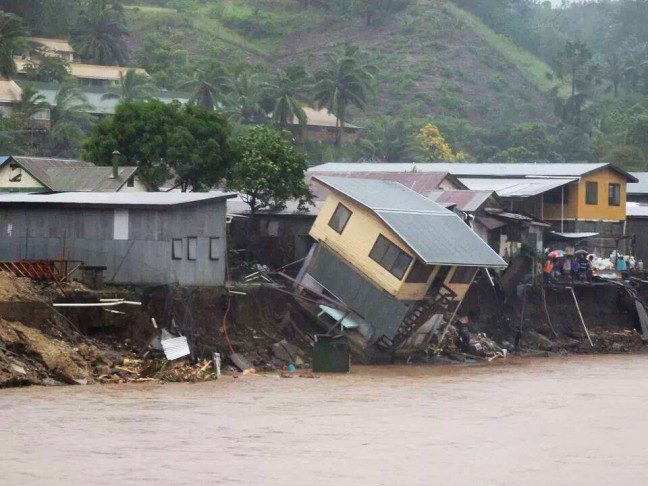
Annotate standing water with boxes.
[2,355,648,485]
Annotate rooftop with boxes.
[313,176,507,268]
[4,156,140,192]
[459,177,577,198]
[427,190,496,212]
[14,59,148,81]
[0,191,236,207]
[25,37,74,54]
[310,162,637,181]
[292,106,359,129]
[0,79,22,103]
[628,172,648,195]
[307,171,465,200]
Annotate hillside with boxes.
[124,0,557,134]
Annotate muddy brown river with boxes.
[2,355,648,485]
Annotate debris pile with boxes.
[97,357,220,384]
[589,329,644,353]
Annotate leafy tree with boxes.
[72,0,128,66]
[313,45,375,146]
[493,122,561,162]
[228,68,267,123]
[83,100,234,190]
[50,80,94,157]
[416,123,469,162]
[22,56,70,82]
[357,116,412,161]
[0,114,31,154]
[263,64,310,128]
[101,69,155,103]
[0,11,26,76]
[15,84,50,118]
[228,125,312,213]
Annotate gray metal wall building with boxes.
[0,192,234,286]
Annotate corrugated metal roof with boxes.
[308,171,465,200]
[314,176,448,213]
[628,172,648,195]
[427,190,495,212]
[310,162,637,181]
[627,203,648,218]
[227,197,323,216]
[0,79,23,102]
[4,156,140,192]
[27,82,189,115]
[377,211,506,267]
[26,37,75,53]
[161,336,190,360]
[460,177,577,197]
[0,191,236,206]
[314,176,507,268]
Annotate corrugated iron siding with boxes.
[308,245,411,340]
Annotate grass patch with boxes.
[445,1,569,96]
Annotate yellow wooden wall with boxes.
[0,164,44,192]
[543,168,628,221]
[309,192,437,300]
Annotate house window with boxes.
[585,181,598,205]
[113,209,129,240]
[172,239,183,260]
[608,183,621,206]
[369,234,413,280]
[406,260,434,283]
[209,237,220,260]
[450,266,477,284]
[187,237,197,261]
[127,176,135,187]
[328,203,352,234]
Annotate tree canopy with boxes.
[83,100,235,191]
[228,125,312,213]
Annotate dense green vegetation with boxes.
[1,0,648,172]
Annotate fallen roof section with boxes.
[0,191,237,207]
[313,176,507,268]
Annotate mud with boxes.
[2,354,648,485]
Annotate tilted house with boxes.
[0,156,148,193]
[297,177,506,357]
[0,192,236,286]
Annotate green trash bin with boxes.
[313,334,350,373]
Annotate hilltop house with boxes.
[25,37,75,61]
[288,106,362,144]
[0,156,148,193]
[295,176,506,359]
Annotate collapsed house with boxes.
[0,191,235,286]
[294,176,507,360]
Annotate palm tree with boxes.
[602,54,625,97]
[50,80,94,157]
[15,84,50,118]
[0,11,26,77]
[102,69,155,102]
[229,68,267,123]
[72,0,128,66]
[312,44,376,146]
[262,64,310,128]
[357,117,412,161]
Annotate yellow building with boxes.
[0,156,149,193]
[298,176,506,355]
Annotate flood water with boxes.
[2,355,648,485]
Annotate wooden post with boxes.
[568,286,593,347]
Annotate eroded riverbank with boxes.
[3,354,648,485]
